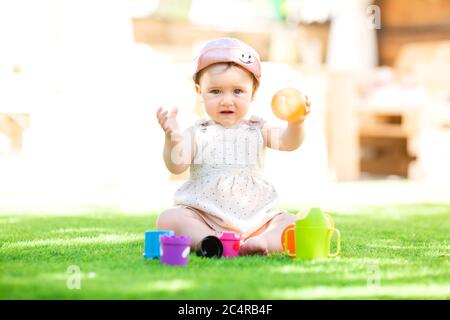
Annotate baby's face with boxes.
[196,64,254,128]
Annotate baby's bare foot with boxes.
[240,237,269,256]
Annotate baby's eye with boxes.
[210,89,221,94]
[234,89,243,95]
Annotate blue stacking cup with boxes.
[144,230,174,259]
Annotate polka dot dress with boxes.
[174,118,279,234]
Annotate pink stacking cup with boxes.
[219,232,240,257]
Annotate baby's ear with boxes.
[195,84,202,95]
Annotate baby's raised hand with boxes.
[156,107,181,141]
[305,95,311,113]
[294,95,311,123]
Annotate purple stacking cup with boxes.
[160,235,192,266]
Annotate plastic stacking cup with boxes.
[284,225,340,260]
[160,235,192,266]
[220,232,241,257]
[196,236,223,258]
[281,224,296,256]
[143,230,174,259]
[282,209,340,260]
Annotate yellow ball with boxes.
[271,87,307,122]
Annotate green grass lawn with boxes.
[0,204,449,299]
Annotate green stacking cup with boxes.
[283,208,340,260]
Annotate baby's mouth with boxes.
[220,111,234,114]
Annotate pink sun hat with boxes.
[193,37,261,83]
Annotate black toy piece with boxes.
[196,235,223,258]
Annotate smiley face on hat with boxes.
[239,51,256,65]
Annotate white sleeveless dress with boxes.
[173,117,281,236]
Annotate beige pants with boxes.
[177,205,286,241]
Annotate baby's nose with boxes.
[221,93,234,105]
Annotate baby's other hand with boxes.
[156,107,181,141]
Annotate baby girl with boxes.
[156,38,310,255]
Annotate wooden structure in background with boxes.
[376,0,450,66]
[358,106,420,178]
[360,0,450,178]
[358,39,450,179]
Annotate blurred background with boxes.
[1,0,449,213]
